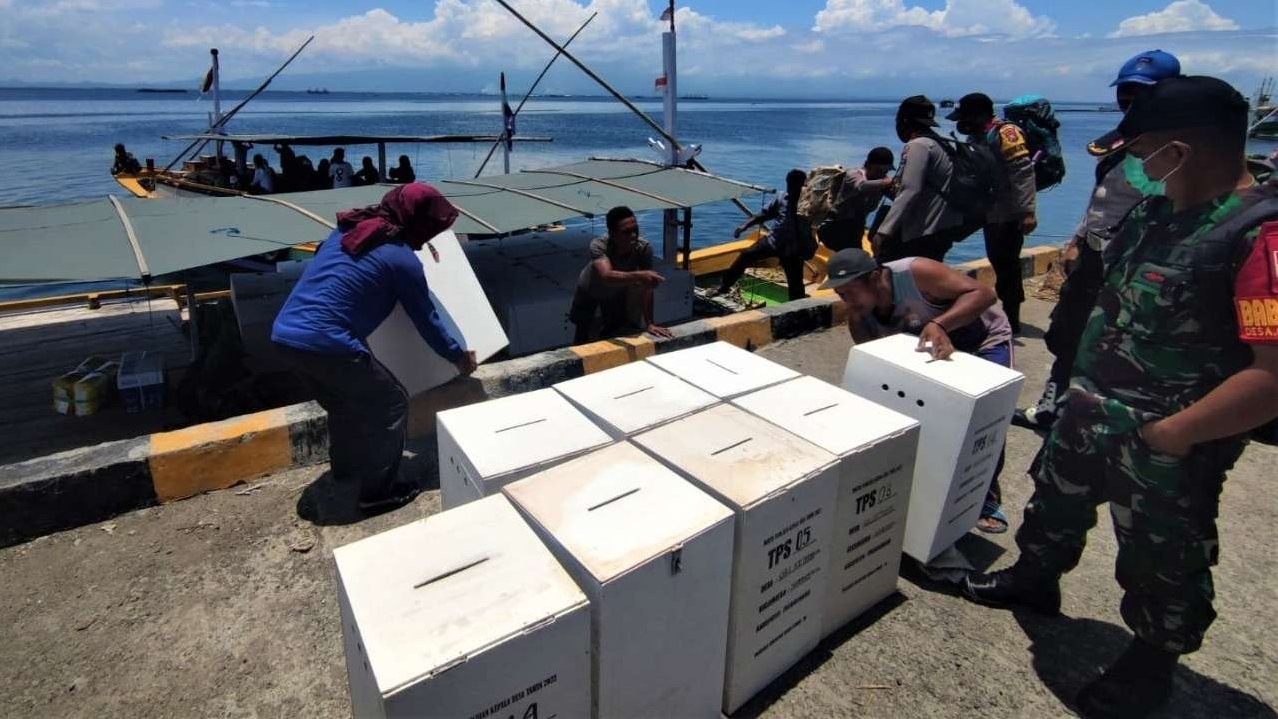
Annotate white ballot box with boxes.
[841,334,1024,563]
[333,495,591,719]
[632,404,838,714]
[552,361,718,439]
[437,388,612,510]
[733,377,920,637]
[646,341,799,399]
[504,442,735,719]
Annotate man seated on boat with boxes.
[824,248,1014,534]
[354,156,380,186]
[250,154,276,194]
[111,143,141,175]
[709,169,814,301]
[271,184,478,514]
[329,148,355,189]
[569,205,674,344]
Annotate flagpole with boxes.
[661,0,679,261]
[500,72,511,174]
[211,48,223,160]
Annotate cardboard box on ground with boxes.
[552,361,718,439]
[333,494,591,719]
[229,229,508,394]
[646,341,800,400]
[504,442,735,719]
[436,388,612,510]
[733,376,920,637]
[841,334,1023,563]
[632,404,839,715]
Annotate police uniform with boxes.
[1015,187,1278,653]
[975,119,1037,332]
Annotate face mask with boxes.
[1121,142,1187,197]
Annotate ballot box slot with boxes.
[705,359,739,375]
[801,403,840,417]
[413,556,491,590]
[587,487,642,512]
[612,385,655,400]
[495,418,548,433]
[711,437,753,456]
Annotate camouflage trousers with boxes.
[1014,394,1244,654]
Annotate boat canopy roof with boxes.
[161,133,553,145]
[0,159,769,282]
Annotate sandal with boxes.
[977,507,1009,534]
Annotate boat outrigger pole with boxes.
[162,35,316,174]
[474,12,597,178]
[489,0,753,224]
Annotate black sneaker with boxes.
[962,566,1062,616]
[1011,406,1056,430]
[358,481,422,515]
[1075,638,1178,719]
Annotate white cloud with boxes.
[1110,0,1238,38]
[814,0,1055,38]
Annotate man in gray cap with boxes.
[824,248,1015,533]
[964,75,1278,717]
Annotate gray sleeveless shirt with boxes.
[863,258,1013,353]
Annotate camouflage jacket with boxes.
[1069,187,1264,434]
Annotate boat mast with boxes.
[660,0,679,262]
[210,48,223,160]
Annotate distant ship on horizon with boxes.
[305,87,330,95]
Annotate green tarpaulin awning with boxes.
[0,159,769,282]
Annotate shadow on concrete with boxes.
[731,591,910,718]
[1015,612,1277,718]
[1016,321,1047,341]
[296,437,442,527]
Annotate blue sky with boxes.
[1,0,1275,99]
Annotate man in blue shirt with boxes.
[273,184,476,513]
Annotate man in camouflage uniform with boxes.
[964,76,1278,718]
[949,92,1038,334]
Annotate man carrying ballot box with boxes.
[822,248,1015,533]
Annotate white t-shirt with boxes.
[329,161,354,188]
[252,166,275,193]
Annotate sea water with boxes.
[2,87,1274,300]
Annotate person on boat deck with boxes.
[273,143,298,191]
[569,205,674,344]
[329,148,355,189]
[389,155,416,184]
[294,155,317,191]
[111,143,141,175]
[250,154,275,194]
[354,156,380,186]
[824,248,1014,534]
[272,184,478,514]
[315,158,332,190]
[711,169,814,301]
[820,146,896,252]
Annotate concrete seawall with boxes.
[0,245,1062,547]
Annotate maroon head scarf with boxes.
[335,183,459,255]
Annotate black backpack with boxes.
[925,131,1002,223]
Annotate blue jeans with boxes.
[975,340,1013,516]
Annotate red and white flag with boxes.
[654,75,668,92]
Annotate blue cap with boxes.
[1111,49,1181,87]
